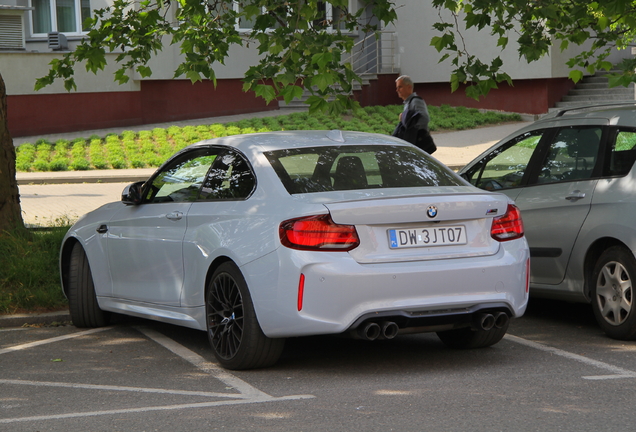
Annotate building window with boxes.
[31,0,90,36]
[236,1,349,32]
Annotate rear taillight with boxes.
[491,204,524,242]
[279,214,360,251]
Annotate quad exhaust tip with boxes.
[474,312,510,331]
[357,321,400,340]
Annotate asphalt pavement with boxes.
[3,109,533,327]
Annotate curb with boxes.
[16,168,156,186]
[0,310,72,328]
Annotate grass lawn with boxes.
[15,105,521,173]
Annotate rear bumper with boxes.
[243,238,529,338]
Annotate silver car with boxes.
[60,130,529,369]
[460,104,636,340]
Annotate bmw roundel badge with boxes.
[426,205,438,218]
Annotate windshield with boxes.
[264,145,463,194]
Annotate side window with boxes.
[144,149,217,203]
[463,130,544,190]
[200,150,255,200]
[534,127,601,184]
[607,130,636,177]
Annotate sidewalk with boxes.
[15,110,532,227]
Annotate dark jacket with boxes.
[392,109,437,154]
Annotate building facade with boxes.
[0,0,630,137]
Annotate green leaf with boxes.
[136,65,152,78]
[254,84,278,104]
[185,70,202,83]
[450,73,460,93]
[569,70,584,83]
[312,73,335,92]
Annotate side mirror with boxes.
[122,181,145,205]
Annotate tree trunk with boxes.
[0,72,24,230]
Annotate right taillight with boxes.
[491,204,524,242]
[279,214,360,251]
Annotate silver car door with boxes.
[106,202,192,305]
[106,148,219,306]
[514,127,602,285]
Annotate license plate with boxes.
[388,226,467,249]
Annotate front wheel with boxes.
[67,242,110,328]
[206,262,285,370]
[591,246,636,340]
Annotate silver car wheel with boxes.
[595,260,633,326]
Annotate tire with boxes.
[206,262,285,370]
[591,246,636,340]
[436,321,509,349]
[67,242,110,328]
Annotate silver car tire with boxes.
[205,262,285,370]
[67,242,110,328]
[436,321,509,349]
[591,246,636,340]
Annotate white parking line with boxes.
[0,325,314,425]
[0,328,29,332]
[135,326,278,399]
[0,379,245,399]
[506,334,636,380]
[0,396,313,424]
[0,327,113,355]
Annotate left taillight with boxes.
[279,214,360,251]
[491,204,524,242]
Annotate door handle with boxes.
[166,211,184,221]
[565,190,586,201]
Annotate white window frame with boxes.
[29,0,90,37]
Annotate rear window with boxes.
[264,145,463,194]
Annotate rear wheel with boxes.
[591,246,636,340]
[206,262,285,370]
[67,242,110,328]
[437,322,509,349]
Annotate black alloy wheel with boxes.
[206,262,285,370]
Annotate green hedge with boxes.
[15,105,521,172]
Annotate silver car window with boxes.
[534,127,601,184]
[463,130,543,191]
[144,150,218,203]
[265,145,463,194]
[199,150,256,200]
[608,130,636,177]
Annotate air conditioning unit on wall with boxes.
[0,12,25,50]
[48,31,68,50]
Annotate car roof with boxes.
[186,130,410,153]
[536,103,636,128]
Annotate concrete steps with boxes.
[553,70,635,110]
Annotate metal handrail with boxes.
[345,30,397,75]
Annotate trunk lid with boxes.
[323,191,510,264]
